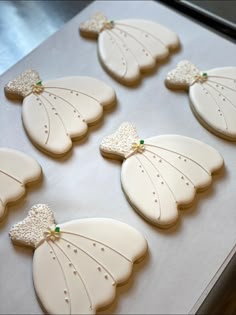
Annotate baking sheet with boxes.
[0,1,236,314]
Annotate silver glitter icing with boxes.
[5,69,41,98]
[80,12,112,35]
[166,60,201,87]
[9,204,55,248]
[100,122,140,159]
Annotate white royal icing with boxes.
[100,122,140,159]
[9,204,55,248]
[0,148,42,220]
[80,13,180,84]
[166,61,236,140]
[5,70,116,156]
[100,123,224,227]
[9,204,147,314]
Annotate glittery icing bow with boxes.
[130,140,145,156]
[43,224,61,241]
[190,72,208,85]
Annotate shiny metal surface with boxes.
[190,0,236,25]
[0,1,236,314]
[0,0,92,75]
[196,244,236,314]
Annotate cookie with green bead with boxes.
[100,122,223,228]
[5,70,116,157]
[165,60,236,140]
[9,203,147,314]
[80,12,180,85]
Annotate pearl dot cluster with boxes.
[166,60,200,87]
[5,69,41,98]
[9,204,56,248]
[100,122,140,158]
[80,12,111,35]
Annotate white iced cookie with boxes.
[5,70,116,156]
[9,204,147,314]
[100,122,224,228]
[165,60,236,141]
[0,148,41,220]
[80,12,180,85]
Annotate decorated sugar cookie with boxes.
[80,12,180,85]
[5,70,116,156]
[165,60,236,141]
[9,204,147,314]
[100,123,223,227]
[0,148,41,220]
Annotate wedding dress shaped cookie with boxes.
[80,12,180,85]
[9,204,147,314]
[165,60,236,140]
[100,123,223,227]
[5,70,116,156]
[0,148,41,220]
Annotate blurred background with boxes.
[0,0,92,74]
